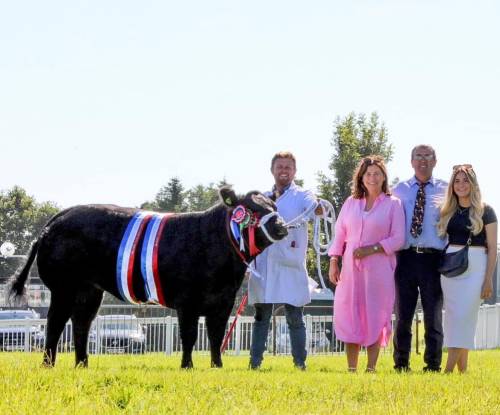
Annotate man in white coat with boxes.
[249,151,318,370]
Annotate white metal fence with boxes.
[474,304,500,349]
[1,304,499,355]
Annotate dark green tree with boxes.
[156,177,186,212]
[141,177,187,212]
[317,112,394,212]
[0,186,59,281]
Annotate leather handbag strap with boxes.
[466,230,472,246]
[445,230,472,251]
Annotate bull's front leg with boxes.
[177,309,199,369]
[206,305,233,368]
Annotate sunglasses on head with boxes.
[362,157,382,165]
[453,164,473,171]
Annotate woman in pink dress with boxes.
[328,156,405,372]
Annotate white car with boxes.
[269,322,330,354]
[88,315,146,354]
[0,309,45,351]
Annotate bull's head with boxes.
[220,186,288,259]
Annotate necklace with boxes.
[457,205,469,215]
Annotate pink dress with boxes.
[329,194,405,346]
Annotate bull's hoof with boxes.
[75,361,88,369]
[181,361,194,370]
[211,361,223,368]
[41,361,55,369]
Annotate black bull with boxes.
[10,187,288,368]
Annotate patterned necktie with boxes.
[410,182,428,238]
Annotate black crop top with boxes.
[447,204,497,246]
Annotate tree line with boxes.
[1,112,393,288]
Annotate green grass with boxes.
[0,351,499,414]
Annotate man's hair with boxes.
[271,151,296,169]
[411,144,436,160]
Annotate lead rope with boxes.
[251,199,336,286]
[282,198,336,289]
[311,199,336,290]
[284,201,318,229]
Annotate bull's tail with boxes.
[9,208,71,300]
[9,239,39,301]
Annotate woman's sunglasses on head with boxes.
[453,164,473,171]
[362,156,383,165]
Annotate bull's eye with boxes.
[249,214,259,226]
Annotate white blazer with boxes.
[249,182,317,307]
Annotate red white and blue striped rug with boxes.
[116,211,174,305]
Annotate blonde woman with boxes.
[437,164,497,373]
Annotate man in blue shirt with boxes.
[392,144,447,372]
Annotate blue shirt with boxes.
[271,183,292,201]
[392,176,448,250]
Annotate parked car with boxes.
[0,309,45,351]
[269,321,330,354]
[88,315,146,354]
[309,326,331,353]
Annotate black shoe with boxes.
[423,366,441,373]
[394,365,411,373]
[294,363,306,371]
[248,362,261,370]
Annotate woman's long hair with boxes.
[437,165,484,237]
[351,155,391,199]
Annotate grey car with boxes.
[88,315,146,354]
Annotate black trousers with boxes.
[393,249,443,369]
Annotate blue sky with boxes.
[1,1,499,209]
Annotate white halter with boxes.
[258,211,282,243]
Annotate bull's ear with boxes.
[219,186,238,208]
[250,193,268,207]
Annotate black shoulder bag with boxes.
[437,232,472,278]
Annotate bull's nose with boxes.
[276,226,288,237]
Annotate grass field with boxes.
[0,351,499,414]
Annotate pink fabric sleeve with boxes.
[379,198,406,255]
[328,197,350,256]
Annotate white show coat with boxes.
[248,182,318,307]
